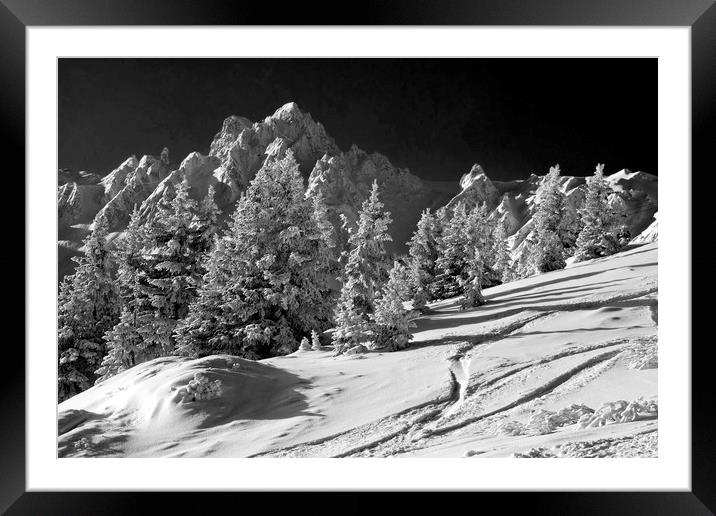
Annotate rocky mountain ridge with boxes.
[58,102,658,280]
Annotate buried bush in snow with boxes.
[525,404,595,435]
[513,447,556,458]
[174,373,223,403]
[495,419,527,436]
[578,398,657,428]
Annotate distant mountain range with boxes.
[58,102,658,281]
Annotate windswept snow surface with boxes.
[58,243,658,458]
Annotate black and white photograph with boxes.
[55,57,661,459]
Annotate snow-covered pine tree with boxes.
[175,151,335,359]
[574,164,622,261]
[492,222,512,283]
[308,189,341,289]
[194,184,222,247]
[299,337,311,351]
[531,165,566,272]
[407,208,441,309]
[371,261,416,351]
[459,205,489,309]
[331,278,370,353]
[96,306,156,382]
[558,198,583,257]
[461,247,486,309]
[341,180,393,315]
[466,202,498,286]
[58,214,119,401]
[140,180,204,354]
[95,208,154,382]
[514,237,537,279]
[331,181,393,352]
[433,202,471,299]
[311,329,322,351]
[96,185,219,382]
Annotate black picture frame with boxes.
[4,0,713,513]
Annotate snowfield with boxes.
[58,242,657,458]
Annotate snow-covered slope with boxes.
[631,212,658,244]
[58,242,658,458]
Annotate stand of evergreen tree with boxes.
[175,152,335,359]
[58,214,119,401]
[97,183,219,382]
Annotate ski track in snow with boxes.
[58,243,658,458]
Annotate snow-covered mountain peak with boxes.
[459,163,488,190]
[270,101,303,121]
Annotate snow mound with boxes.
[58,355,311,457]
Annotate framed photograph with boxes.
[6,0,713,513]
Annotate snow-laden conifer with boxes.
[433,203,471,299]
[332,181,393,353]
[492,222,512,282]
[574,164,623,261]
[58,214,119,400]
[408,208,442,309]
[331,279,370,352]
[97,185,219,381]
[371,261,416,351]
[175,151,334,359]
[341,180,393,315]
[531,165,566,272]
[432,202,488,307]
[95,208,154,382]
[461,247,486,309]
[311,329,322,351]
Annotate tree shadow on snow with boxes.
[184,363,320,429]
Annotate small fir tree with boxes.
[311,329,322,351]
[331,280,370,353]
[371,261,416,351]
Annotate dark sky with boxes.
[59,58,656,182]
